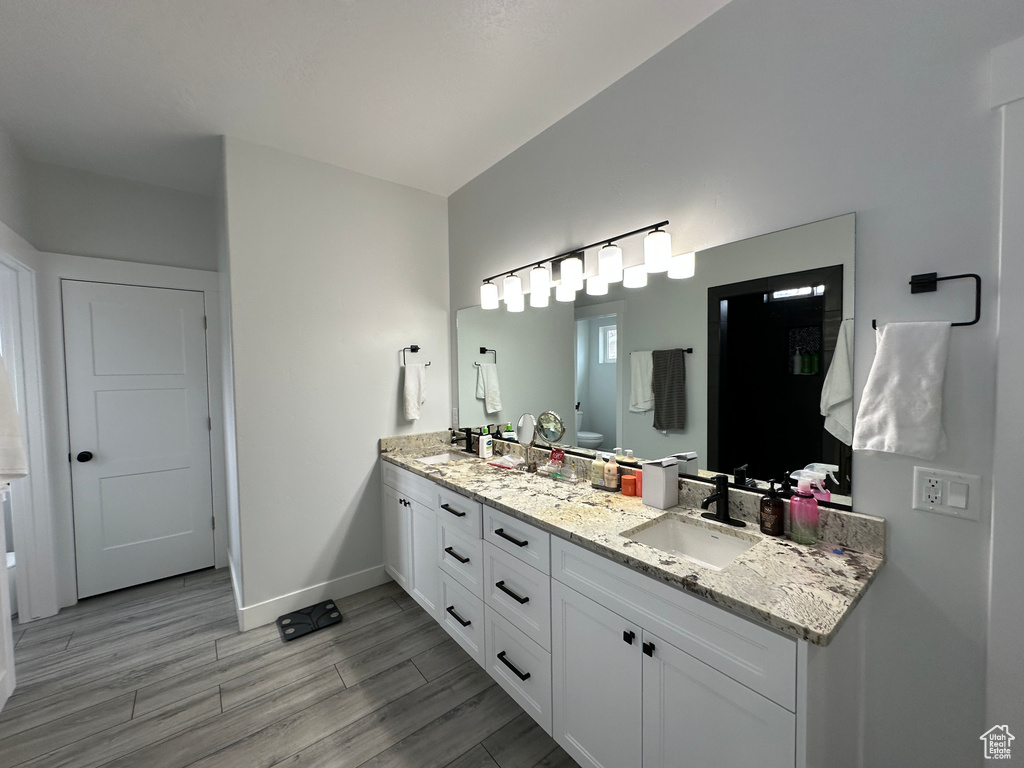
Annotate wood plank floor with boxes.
[0,569,580,768]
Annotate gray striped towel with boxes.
[652,348,687,430]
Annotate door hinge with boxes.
[208,416,212,431]
[203,315,208,329]
[212,516,216,530]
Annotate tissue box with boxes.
[642,457,679,509]
[673,452,699,475]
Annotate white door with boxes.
[382,483,412,591]
[63,281,214,598]
[642,631,795,768]
[551,579,643,768]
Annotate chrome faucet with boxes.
[700,474,746,528]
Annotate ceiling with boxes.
[0,0,730,197]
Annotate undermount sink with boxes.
[417,452,472,465]
[621,515,758,570]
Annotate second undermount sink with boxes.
[417,452,473,465]
[621,515,758,570]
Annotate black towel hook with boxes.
[871,272,981,330]
[401,345,430,366]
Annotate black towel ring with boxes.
[475,347,497,367]
[401,345,430,366]
[871,272,981,329]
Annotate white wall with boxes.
[222,138,450,627]
[25,161,217,272]
[987,36,1024,734]
[448,1,1024,765]
[0,126,30,242]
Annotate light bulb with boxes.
[586,275,608,296]
[644,229,672,273]
[668,252,696,279]
[480,281,499,310]
[623,264,648,288]
[560,256,584,291]
[529,265,550,308]
[555,282,576,302]
[598,244,623,283]
[503,274,522,303]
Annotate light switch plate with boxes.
[912,467,981,520]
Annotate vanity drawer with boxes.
[484,606,552,735]
[551,537,797,710]
[484,506,550,574]
[437,488,482,538]
[439,571,485,665]
[438,521,484,598]
[382,462,435,506]
[484,542,551,651]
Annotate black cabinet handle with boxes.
[494,528,528,547]
[441,503,467,518]
[495,580,530,604]
[496,650,531,681]
[444,546,470,564]
[445,605,471,627]
[76,451,94,463]
[623,630,635,645]
[643,641,655,657]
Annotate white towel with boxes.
[0,354,27,483]
[853,321,951,459]
[476,363,502,414]
[629,351,654,413]
[820,319,855,445]
[403,364,426,421]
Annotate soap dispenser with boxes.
[788,474,819,545]
[759,481,784,536]
[604,453,619,491]
[590,453,606,489]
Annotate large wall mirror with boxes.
[456,213,855,503]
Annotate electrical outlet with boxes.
[913,467,981,520]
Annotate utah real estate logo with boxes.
[980,725,1014,760]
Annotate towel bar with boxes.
[871,272,981,330]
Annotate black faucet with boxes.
[700,474,746,528]
[451,428,475,453]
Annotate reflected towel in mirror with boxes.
[652,349,687,430]
[820,318,854,445]
[630,351,654,413]
[476,363,502,414]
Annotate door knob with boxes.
[76,451,94,462]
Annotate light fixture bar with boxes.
[479,219,669,285]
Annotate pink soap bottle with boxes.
[789,478,819,545]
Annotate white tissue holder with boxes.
[642,457,679,510]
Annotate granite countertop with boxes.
[380,437,884,646]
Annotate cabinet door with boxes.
[382,483,411,591]
[642,631,795,768]
[410,499,439,617]
[552,580,642,768]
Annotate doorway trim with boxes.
[0,249,58,621]
[575,300,626,450]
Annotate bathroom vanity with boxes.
[380,434,884,768]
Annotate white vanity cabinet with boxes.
[551,537,797,768]
[381,463,439,618]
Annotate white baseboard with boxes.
[234,565,390,632]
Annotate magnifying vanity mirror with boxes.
[456,213,855,503]
[516,413,537,447]
[536,411,566,445]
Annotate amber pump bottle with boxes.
[760,481,784,536]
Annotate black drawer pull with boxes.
[623,630,635,645]
[444,546,470,564]
[495,580,530,604]
[496,650,531,681]
[441,503,467,518]
[494,528,528,547]
[643,641,655,657]
[445,605,472,627]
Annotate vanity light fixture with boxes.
[529,265,550,308]
[477,219,668,309]
[598,243,623,283]
[586,275,609,296]
[623,264,648,288]
[668,251,696,280]
[481,280,499,310]
[644,228,672,273]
